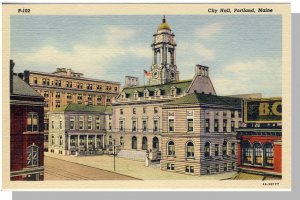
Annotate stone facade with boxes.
[48,104,112,155]
[160,94,242,175]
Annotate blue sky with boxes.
[11,15,282,97]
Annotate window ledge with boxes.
[185,157,195,160]
[23,131,41,135]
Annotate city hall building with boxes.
[237,98,282,177]
[110,16,244,176]
[48,103,112,155]
[111,16,218,161]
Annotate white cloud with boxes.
[179,42,215,62]
[14,26,152,79]
[213,59,281,97]
[195,22,225,38]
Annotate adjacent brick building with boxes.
[10,60,45,181]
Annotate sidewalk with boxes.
[44,152,237,180]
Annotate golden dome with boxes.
[157,15,171,31]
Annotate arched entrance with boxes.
[142,136,148,150]
[152,137,159,151]
[132,136,137,149]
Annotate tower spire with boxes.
[162,15,166,23]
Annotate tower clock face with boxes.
[153,71,159,78]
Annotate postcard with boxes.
[2,3,291,190]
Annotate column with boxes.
[68,134,71,150]
[160,47,163,64]
[95,134,97,148]
[86,135,89,150]
[103,135,105,148]
[78,135,80,147]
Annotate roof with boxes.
[157,16,171,31]
[165,93,242,107]
[120,79,192,98]
[53,103,112,113]
[12,75,43,98]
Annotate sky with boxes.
[11,15,282,97]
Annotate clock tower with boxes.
[149,16,179,85]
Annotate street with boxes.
[44,156,138,180]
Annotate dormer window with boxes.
[154,88,161,97]
[170,86,177,96]
[133,90,139,99]
[144,89,149,97]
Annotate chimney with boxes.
[195,64,209,77]
[66,68,72,77]
[124,76,139,87]
[18,73,24,80]
[10,60,15,94]
[24,70,30,84]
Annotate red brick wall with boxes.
[10,103,44,180]
[238,135,282,175]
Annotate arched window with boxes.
[132,136,137,149]
[253,142,263,165]
[120,136,124,147]
[27,145,39,167]
[242,141,252,164]
[167,141,175,156]
[264,143,274,167]
[186,141,194,158]
[204,142,210,158]
[142,137,148,150]
[153,137,159,150]
[222,140,227,156]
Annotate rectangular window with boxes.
[187,119,193,132]
[231,143,236,155]
[69,116,75,130]
[231,111,235,118]
[142,120,147,132]
[106,96,111,103]
[167,163,175,171]
[231,121,235,132]
[154,107,158,114]
[154,120,159,132]
[223,111,227,117]
[205,119,210,132]
[45,101,49,108]
[97,96,102,102]
[223,119,227,132]
[232,162,235,170]
[87,116,92,130]
[185,166,194,173]
[55,101,61,108]
[215,144,219,156]
[44,91,49,98]
[119,120,124,131]
[214,119,219,132]
[27,113,38,132]
[51,121,54,129]
[96,116,100,130]
[120,109,123,115]
[133,108,136,114]
[42,79,46,85]
[67,93,72,99]
[77,94,83,100]
[143,107,146,114]
[132,120,137,132]
[59,120,62,129]
[169,119,174,132]
[79,116,84,130]
[108,122,112,131]
[55,92,61,98]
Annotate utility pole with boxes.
[113,139,116,172]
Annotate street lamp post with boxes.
[113,139,116,172]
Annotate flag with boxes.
[144,70,151,77]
